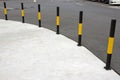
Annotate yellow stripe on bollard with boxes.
[21,10,24,17]
[4,8,7,15]
[56,16,60,26]
[107,37,114,54]
[78,23,83,35]
[38,12,41,20]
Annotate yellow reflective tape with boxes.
[107,37,114,54]
[56,16,60,26]
[38,12,41,20]
[78,23,83,35]
[4,8,7,15]
[21,10,24,16]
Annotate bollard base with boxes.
[77,35,81,46]
[104,54,112,70]
[56,32,60,34]
[77,43,81,46]
[56,26,59,34]
[38,20,41,27]
[22,17,25,23]
[104,66,111,70]
[5,15,8,20]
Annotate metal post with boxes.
[78,11,83,46]
[3,2,8,20]
[104,19,116,70]
[56,7,60,34]
[38,4,41,27]
[21,3,25,23]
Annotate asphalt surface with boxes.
[0,0,120,75]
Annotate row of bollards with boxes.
[2,2,117,71]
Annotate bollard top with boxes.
[57,6,59,8]
[4,2,6,8]
[110,19,116,37]
[38,4,41,12]
[79,11,83,23]
[21,2,23,5]
[112,19,116,21]
[21,2,24,9]
[57,7,60,16]
[80,11,83,13]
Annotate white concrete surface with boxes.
[0,20,120,80]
